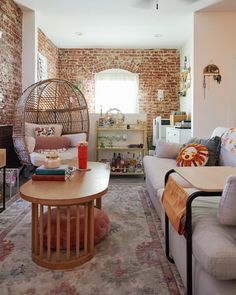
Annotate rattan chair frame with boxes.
[13,78,89,165]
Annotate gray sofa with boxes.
[143,127,236,295]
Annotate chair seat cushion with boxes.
[43,206,110,249]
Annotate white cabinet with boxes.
[166,127,191,144]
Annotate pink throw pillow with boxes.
[42,207,110,249]
[34,136,70,152]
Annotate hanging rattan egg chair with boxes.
[13,78,89,166]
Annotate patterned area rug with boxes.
[0,184,184,295]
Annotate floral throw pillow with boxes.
[221,128,236,154]
[34,126,55,137]
[176,143,209,167]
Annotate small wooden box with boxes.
[170,114,187,126]
[0,149,6,168]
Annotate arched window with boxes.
[95,69,139,113]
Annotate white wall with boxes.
[180,34,193,121]
[193,12,236,137]
[22,9,37,90]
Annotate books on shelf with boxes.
[35,164,69,175]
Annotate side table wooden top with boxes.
[0,149,6,168]
[20,162,110,205]
[175,166,236,192]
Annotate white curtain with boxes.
[95,69,139,114]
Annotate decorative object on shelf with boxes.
[179,56,191,97]
[98,105,105,127]
[98,136,106,148]
[104,108,125,127]
[203,64,222,98]
[44,151,61,169]
[170,111,187,126]
[107,136,114,147]
[122,134,127,141]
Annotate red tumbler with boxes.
[78,142,88,169]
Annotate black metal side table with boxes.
[0,149,6,212]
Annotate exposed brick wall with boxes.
[58,49,180,138]
[0,0,22,125]
[38,28,58,78]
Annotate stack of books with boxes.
[32,164,70,181]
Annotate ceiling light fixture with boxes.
[154,34,163,38]
[74,32,83,36]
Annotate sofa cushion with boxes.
[176,143,209,167]
[211,127,228,138]
[185,136,221,166]
[187,194,236,280]
[143,156,192,193]
[218,176,236,225]
[156,140,181,159]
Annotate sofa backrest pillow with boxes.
[218,175,236,226]
[155,139,181,159]
[184,136,221,166]
[219,128,236,167]
[176,143,209,167]
[34,136,70,152]
[25,122,63,137]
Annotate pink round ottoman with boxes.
[42,206,110,249]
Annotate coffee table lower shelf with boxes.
[31,201,95,270]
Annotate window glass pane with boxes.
[95,69,139,113]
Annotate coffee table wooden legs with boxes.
[31,201,95,269]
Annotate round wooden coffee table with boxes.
[20,162,110,269]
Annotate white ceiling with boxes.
[15,0,229,49]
